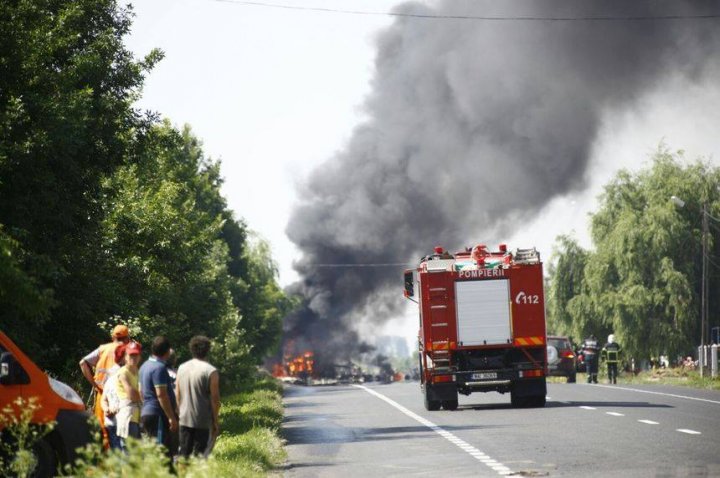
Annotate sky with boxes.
[126,0,720,353]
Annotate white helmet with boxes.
[608,334,615,344]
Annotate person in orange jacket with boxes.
[79,324,131,448]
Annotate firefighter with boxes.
[581,334,600,384]
[602,334,622,384]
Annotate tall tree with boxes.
[547,148,720,360]
[546,235,589,341]
[0,0,161,374]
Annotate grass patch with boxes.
[572,369,720,390]
[620,368,720,391]
[64,374,286,477]
[211,376,285,476]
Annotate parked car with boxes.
[546,336,577,383]
[1,330,91,477]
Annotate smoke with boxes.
[283,0,720,368]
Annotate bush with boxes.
[66,376,286,477]
[0,397,55,478]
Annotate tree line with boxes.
[0,0,294,390]
[546,149,720,362]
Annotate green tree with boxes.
[101,122,236,348]
[546,234,589,341]
[548,148,720,360]
[0,1,293,390]
[0,0,161,375]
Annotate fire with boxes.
[272,350,315,378]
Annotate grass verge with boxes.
[0,375,286,477]
[555,369,720,391]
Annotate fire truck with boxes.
[404,244,547,411]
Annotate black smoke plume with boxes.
[283,0,720,370]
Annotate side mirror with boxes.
[0,352,30,386]
[403,270,414,298]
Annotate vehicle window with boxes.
[0,351,31,385]
[548,338,564,349]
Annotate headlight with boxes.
[49,377,84,406]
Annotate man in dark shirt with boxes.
[139,336,179,455]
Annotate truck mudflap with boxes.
[510,377,547,407]
[52,409,92,464]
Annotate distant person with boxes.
[602,334,622,384]
[116,341,143,452]
[100,345,127,450]
[581,334,600,384]
[167,348,178,386]
[79,324,131,448]
[139,336,179,456]
[177,336,220,458]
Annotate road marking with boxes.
[676,429,701,435]
[606,412,624,417]
[579,406,596,410]
[638,420,659,425]
[354,385,513,476]
[585,383,720,405]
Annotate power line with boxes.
[211,0,720,21]
[309,262,413,268]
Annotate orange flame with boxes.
[272,350,315,378]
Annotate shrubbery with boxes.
[1,379,285,477]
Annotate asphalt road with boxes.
[281,380,720,477]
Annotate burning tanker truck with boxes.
[404,244,547,411]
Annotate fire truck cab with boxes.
[404,244,547,411]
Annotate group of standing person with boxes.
[79,325,220,460]
[580,333,622,384]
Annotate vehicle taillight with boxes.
[520,369,544,378]
[433,374,455,383]
[564,352,575,358]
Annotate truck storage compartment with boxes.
[455,279,511,346]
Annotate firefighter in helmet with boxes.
[581,334,600,384]
[602,334,622,384]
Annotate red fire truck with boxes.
[404,244,547,411]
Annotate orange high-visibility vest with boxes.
[92,342,121,449]
[93,342,121,388]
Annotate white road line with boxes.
[677,429,702,435]
[606,412,624,417]
[638,419,659,425]
[579,406,597,410]
[585,383,720,405]
[353,385,513,476]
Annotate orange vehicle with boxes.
[404,244,547,411]
[0,330,91,477]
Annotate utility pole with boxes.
[701,202,708,377]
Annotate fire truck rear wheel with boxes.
[568,372,577,383]
[441,399,458,411]
[424,386,441,411]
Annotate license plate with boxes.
[471,372,497,380]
